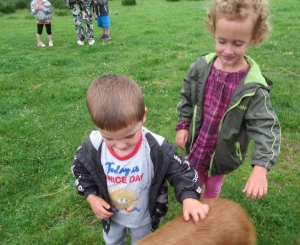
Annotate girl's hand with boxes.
[175,129,189,151]
[243,165,268,200]
[87,194,114,220]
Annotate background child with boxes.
[93,0,111,41]
[66,0,95,45]
[175,0,281,200]
[30,0,53,47]
[71,74,209,245]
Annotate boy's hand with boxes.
[243,165,268,200]
[182,198,209,224]
[87,194,113,220]
[175,129,189,151]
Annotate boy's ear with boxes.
[143,107,148,123]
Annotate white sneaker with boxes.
[37,42,46,47]
[77,40,84,46]
[88,39,95,45]
[49,41,53,47]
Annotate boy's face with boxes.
[98,109,147,156]
[213,15,255,71]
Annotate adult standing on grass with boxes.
[66,0,95,45]
[92,0,111,41]
[175,0,281,200]
[71,74,209,245]
[30,0,53,47]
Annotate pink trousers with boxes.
[199,170,225,198]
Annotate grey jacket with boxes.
[176,53,281,175]
[92,0,109,16]
[71,127,201,234]
[30,0,52,23]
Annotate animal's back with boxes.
[136,198,256,245]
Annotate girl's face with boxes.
[213,16,255,72]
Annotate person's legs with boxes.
[103,220,127,245]
[104,28,110,36]
[198,170,207,189]
[98,16,111,40]
[75,14,85,42]
[129,223,152,245]
[202,173,225,198]
[96,16,102,28]
[71,3,84,43]
[103,16,111,40]
[96,17,104,39]
[104,16,110,35]
[37,23,45,47]
[84,10,94,43]
[45,23,53,46]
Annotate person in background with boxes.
[30,0,53,47]
[93,0,111,41]
[66,0,95,45]
[71,74,209,245]
[175,0,281,200]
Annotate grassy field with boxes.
[0,0,299,244]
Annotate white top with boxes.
[100,129,154,228]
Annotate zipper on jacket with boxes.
[208,92,255,176]
[189,105,198,153]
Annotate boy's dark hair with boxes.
[86,74,145,131]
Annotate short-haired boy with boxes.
[71,74,209,245]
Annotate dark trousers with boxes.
[37,23,52,35]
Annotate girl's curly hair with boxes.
[206,0,271,45]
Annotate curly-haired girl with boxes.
[175,0,280,200]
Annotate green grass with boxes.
[0,0,299,244]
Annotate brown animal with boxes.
[136,198,256,245]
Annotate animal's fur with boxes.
[136,198,256,245]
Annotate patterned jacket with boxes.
[30,0,52,23]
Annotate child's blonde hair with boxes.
[86,74,145,131]
[206,0,271,44]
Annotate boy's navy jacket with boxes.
[71,127,201,234]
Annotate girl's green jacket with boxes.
[176,53,281,175]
